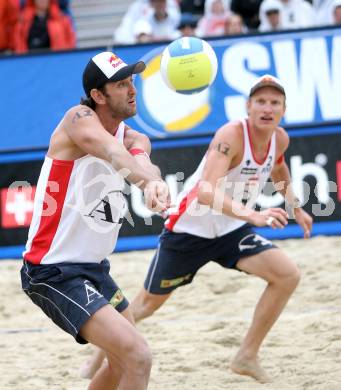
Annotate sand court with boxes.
[1,236,341,389]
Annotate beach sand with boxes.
[1,236,341,390]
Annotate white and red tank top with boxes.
[165,119,276,238]
[24,122,127,265]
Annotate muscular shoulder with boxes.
[275,127,289,154]
[48,104,96,158]
[209,121,243,153]
[63,104,98,126]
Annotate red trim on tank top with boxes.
[165,183,199,231]
[46,157,75,165]
[24,160,74,264]
[246,120,271,165]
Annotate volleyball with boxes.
[160,37,218,95]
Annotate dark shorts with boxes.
[20,259,129,344]
[144,224,276,294]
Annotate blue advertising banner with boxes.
[0,124,340,259]
[133,27,341,138]
[1,27,340,151]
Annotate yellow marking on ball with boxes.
[167,53,212,90]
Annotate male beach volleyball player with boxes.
[82,74,313,384]
[20,51,170,390]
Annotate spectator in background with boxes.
[332,0,341,23]
[258,0,283,31]
[312,0,335,26]
[133,18,154,43]
[114,0,180,45]
[142,0,180,41]
[179,0,206,16]
[19,0,73,20]
[0,0,19,52]
[13,0,76,53]
[224,13,247,34]
[230,0,262,30]
[177,12,199,37]
[56,0,74,29]
[279,0,314,29]
[196,0,231,37]
[57,0,71,17]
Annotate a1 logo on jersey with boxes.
[86,191,125,224]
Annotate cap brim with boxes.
[109,61,146,82]
[249,82,285,97]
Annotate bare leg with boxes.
[80,290,171,380]
[130,289,172,322]
[80,304,152,390]
[88,353,121,389]
[79,348,106,379]
[79,307,135,380]
[230,249,300,383]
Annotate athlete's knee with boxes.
[124,334,152,375]
[136,337,152,373]
[287,264,301,288]
[106,332,152,378]
[275,263,301,291]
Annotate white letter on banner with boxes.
[223,42,270,121]
[291,155,330,204]
[323,35,341,119]
[273,36,341,123]
[301,37,341,120]
[257,190,284,208]
[273,40,315,123]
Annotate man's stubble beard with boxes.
[110,104,136,121]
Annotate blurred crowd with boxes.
[0,0,75,53]
[1,0,341,54]
[114,0,341,45]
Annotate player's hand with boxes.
[143,179,170,213]
[293,207,313,238]
[249,208,289,228]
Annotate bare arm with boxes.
[198,125,257,221]
[198,124,288,228]
[271,128,298,205]
[271,129,313,237]
[63,106,160,189]
[271,161,301,207]
[124,127,170,210]
[124,128,161,178]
